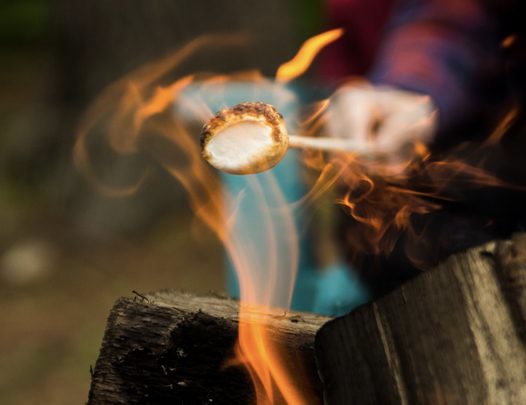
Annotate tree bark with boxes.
[88,291,329,405]
[315,233,526,405]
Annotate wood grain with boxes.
[88,291,329,405]
[315,234,526,404]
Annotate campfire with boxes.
[78,26,526,405]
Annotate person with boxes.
[321,0,526,295]
[326,0,524,157]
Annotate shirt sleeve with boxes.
[369,0,507,134]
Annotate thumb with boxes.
[328,87,377,145]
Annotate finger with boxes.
[374,111,436,163]
[328,88,377,144]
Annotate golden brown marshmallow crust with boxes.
[200,102,289,174]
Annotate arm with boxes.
[369,0,507,133]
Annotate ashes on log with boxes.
[88,291,329,405]
[315,233,526,405]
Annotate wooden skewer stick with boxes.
[288,134,370,154]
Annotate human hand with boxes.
[326,82,437,162]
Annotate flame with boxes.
[295,97,521,264]
[501,34,518,48]
[74,28,521,405]
[276,28,344,83]
[484,106,519,145]
[74,31,339,404]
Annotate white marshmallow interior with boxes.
[205,121,276,172]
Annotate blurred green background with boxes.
[0,1,322,403]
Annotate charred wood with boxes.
[88,291,328,405]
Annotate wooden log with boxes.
[315,233,526,404]
[88,291,329,404]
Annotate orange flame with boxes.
[73,30,340,404]
[276,28,344,83]
[295,96,521,265]
[484,106,519,145]
[74,28,520,405]
[501,34,518,48]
